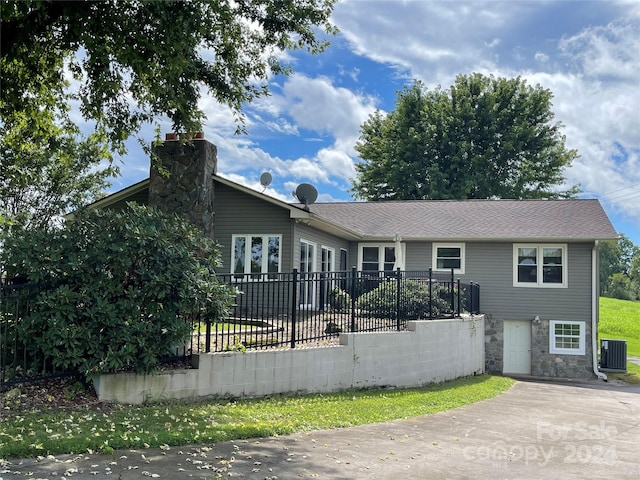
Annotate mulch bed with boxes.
[0,376,103,420]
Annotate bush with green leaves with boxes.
[356,279,450,320]
[328,286,351,312]
[0,204,234,378]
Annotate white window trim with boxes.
[513,244,568,288]
[357,243,399,272]
[432,243,466,274]
[321,245,336,272]
[299,239,317,272]
[231,234,282,276]
[549,320,585,355]
[299,239,317,308]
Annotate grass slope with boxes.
[0,375,513,459]
[599,297,640,357]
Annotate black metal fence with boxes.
[207,268,480,353]
[0,281,73,389]
[1,269,479,389]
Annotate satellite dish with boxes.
[295,183,318,210]
[259,172,272,189]
[260,172,273,192]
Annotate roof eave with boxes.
[358,235,619,243]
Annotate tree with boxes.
[0,80,116,230]
[352,75,580,200]
[599,234,640,300]
[606,274,637,302]
[0,204,234,377]
[1,0,337,150]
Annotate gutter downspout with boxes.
[592,240,608,381]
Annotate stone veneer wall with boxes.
[484,315,504,374]
[485,315,594,379]
[149,139,217,239]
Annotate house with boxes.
[91,135,619,380]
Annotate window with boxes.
[513,244,567,287]
[358,244,396,273]
[320,246,335,307]
[232,235,281,277]
[321,246,335,273]
[339,248,348,271]
[299,240,316,307]
[549,321,585,355]
[299,240,316,273]
[432,243,465,274]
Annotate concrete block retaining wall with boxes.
[94,316,484,404]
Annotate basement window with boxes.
[549,321,585,355]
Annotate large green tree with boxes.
[1,0,337,149]
[599,234,639,300]
[352,74,580,200]
[1,0,335,228]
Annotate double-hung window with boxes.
[232,234,281,278]
[549,321,585,355]
[359,244,396,273]
[432,243,465,274]
[513,244,567,287]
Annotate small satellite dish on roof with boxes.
[259,172,272,191]
[294,183,318,210]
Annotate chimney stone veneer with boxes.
[149,138,217,240]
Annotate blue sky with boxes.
[109,0,640,245]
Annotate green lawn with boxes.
[599,297,640,357]
[599,296,640,382]
[0,375,513,459]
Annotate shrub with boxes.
[0,204,234,378]
[356,279,450,320]
[328,286,351,312]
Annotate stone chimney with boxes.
[149,133,216,239]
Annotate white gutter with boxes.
[592,240,607,381]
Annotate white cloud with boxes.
[517,20,640,222]
[534,52,549,63]
[332,1,639,224]
[332,0,533,85]
[219,173,291,203]
[316,148,357,180]
[559,19,640,81]
[275,74,377,144]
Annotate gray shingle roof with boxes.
[307,199,618,241]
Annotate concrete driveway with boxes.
[3,379,639,479]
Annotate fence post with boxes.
[456,278,461,317]
[475,284,480,314]
[205,314,211,353]
[428,268,433,319]
[291,269,298,349]
[396,268,402,330]
[469,282,474,316]
[450,268,455,318]
[350,266,357,332]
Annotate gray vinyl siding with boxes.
[404,242,431,271]
[213,182,293,274]
[347,243,359,269]
[463,242,594,321]
[398,240,594,322]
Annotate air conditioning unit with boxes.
[600,339,627,372]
